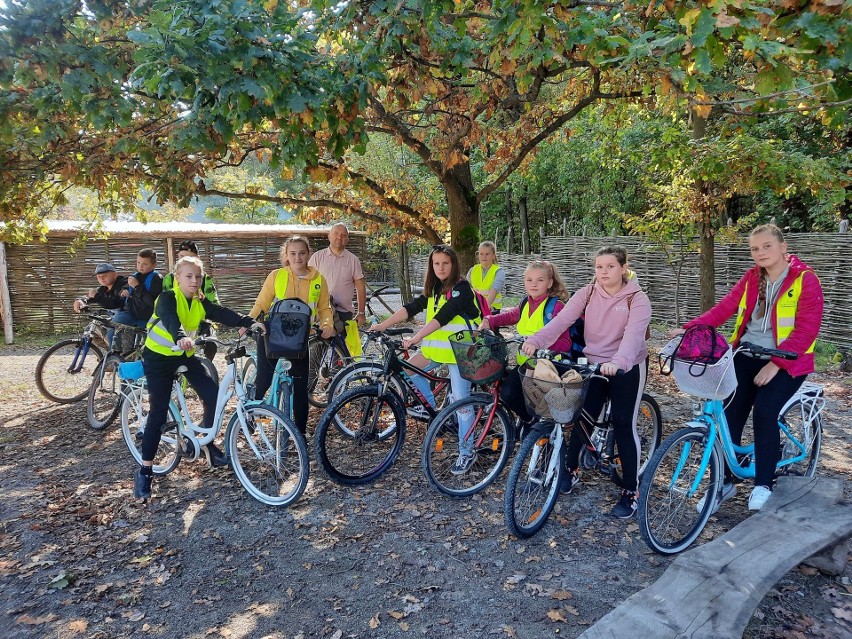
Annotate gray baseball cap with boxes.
[94,263,116,275]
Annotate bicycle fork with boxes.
[68,339,92,373]
[526,424,564,487]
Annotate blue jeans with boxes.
[411,362,473,455]
[108,310,148,347]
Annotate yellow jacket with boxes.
[250,266,334,331]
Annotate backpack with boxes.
[570,286,651,359]
[263,298,313,359]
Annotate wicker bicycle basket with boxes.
[659,337,738,400]
[448,330,509,385]
[520,362,590,423]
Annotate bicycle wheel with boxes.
[120,384,181,476]
[242,356,257,387]
[504,423,563,539]
[327,361,407,407]
[308,337,347,408]
[225,404,309,507]
[422,393,514,498]
[777,401,822,477]
[638,427,721,555]
[608,393,664,486]
[35,339,104,403]
[314,384,406,485]
[86,354,124,430]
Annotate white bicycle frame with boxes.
[525,423,565,488]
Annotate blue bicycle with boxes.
[638,340,826,554]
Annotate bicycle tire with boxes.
[120,384,181,476]
[777,400,822,477]
[196,355,219,383]
[86,354,125,430]
[421,393,514,498]
[327,361,408,408]
[638,427,721,555]
[225,404,309,507]
[308,337,347,408]
[607,393,664,487]
[314,384,406,485]
[504,423,563,539]
[35,338,104,403]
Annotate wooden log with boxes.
[579,477,852,639]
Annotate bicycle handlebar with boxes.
[531,348,625,376]
[737,342,798,361]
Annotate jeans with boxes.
[448,364,474,455]
[109,310,148,348]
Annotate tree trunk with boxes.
[444,161,479,273]
[398,241,413,304]
[505,188,514,253]
[693,112,715,311]
[519,192,530,255]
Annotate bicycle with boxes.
[637,339,825,555]
[307,284,392,408]
[503,351,663,539]
[86,322,148,430]
[313,328,454,486]
[421,330,524,498]
[35,309,113,403]
[119,334,309,507]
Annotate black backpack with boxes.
[264,298,312,359]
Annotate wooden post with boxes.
[166,237,175,273]
[562,217,567,238]
[0,242,14,344]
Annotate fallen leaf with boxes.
[369,615,380,629]
[16,614,58,625]
[551,590,573,600]
[68,619,88,633]
[832,606,852,622]
[546,609,567,622]
[388,610,406,620]
[398,621,410,631]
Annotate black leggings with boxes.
[564,361,647,492]
[723,353,805,487]
[254,336,310,435]
[141,354,218,463]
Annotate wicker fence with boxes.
[2,222,386,336]
[407,233,851,350]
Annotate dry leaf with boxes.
[16,614,58,625]
[832,606,852,622]
[565,605,580,616]
[546,609,567,622]
[68,619,88,633]
[369,615,380,629]
[551,590,573,600]
[388,610,406,620]
[398,621,410,631]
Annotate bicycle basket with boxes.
[659,336,737,399]
[114,325,145,354]
[448,330,508,384]
[520,360,590,423]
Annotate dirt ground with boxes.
[1,334,850,639]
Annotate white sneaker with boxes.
[696,482,737,514]
[406,405,431,420]
[748,485,772,511]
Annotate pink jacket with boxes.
[685,255,823,377]
[526,279,651,371]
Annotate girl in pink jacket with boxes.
[683,224,823,511]
[522,246,652,519]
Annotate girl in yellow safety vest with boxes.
[370,245,483,475]
[466,241,505,312]
[479,260,571,426]
[134,256,264,500]
[247,236,336,436]
[678,224,824,512]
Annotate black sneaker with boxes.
[134,467,152,500]
[560,468,581,494]
[611,490,638,519]
[203,443,229,468]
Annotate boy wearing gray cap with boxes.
[73,263,128,313]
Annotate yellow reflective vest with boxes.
[274,269,322,318]
[469,264,502,310]
[421,291,482,365]
[145,291,206,357]
[729,273,816,354]
[515,298,549,365]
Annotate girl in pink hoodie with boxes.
[522,246,652,519]
[681,224,823,512]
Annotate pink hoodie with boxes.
[525,278,651,371]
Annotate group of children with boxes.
[76,226,822,518]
